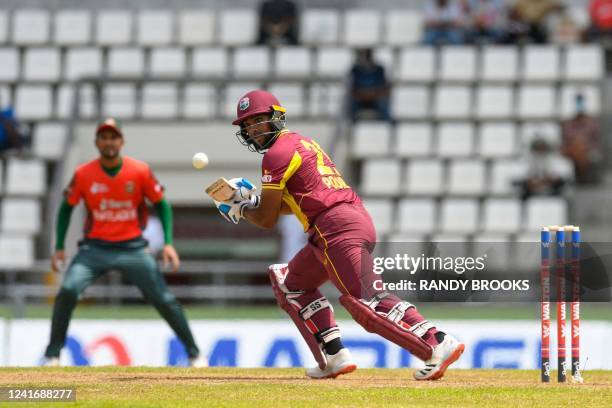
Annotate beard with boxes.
[99,147,119,160]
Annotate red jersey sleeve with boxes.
[141,165,165,203]
[261,140,302,190]
[64,173,82,206]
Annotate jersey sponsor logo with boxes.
[93,208,137,222]
[239,97,250,111]
[90,182,109,194]
[261,174,273,183]
[125,181,135,193]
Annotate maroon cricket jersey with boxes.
[261,130,360,231]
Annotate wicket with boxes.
[540,225,583,383]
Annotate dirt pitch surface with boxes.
[0,368,609,407]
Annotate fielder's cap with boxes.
[96,118,123,137]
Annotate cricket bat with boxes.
[205,177,236,202]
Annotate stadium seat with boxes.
[54,10,91,45]
[96,10,133,45]
[482,198,522,233]
[395,123,433,157]
[141,83,178,118]
[397,47,435,82]
[398,198,437,233]
[219,9,257,46]
[0,48,20,81]
[12,9,50,45]
[137,10,173,45]
[64,47,103,81]
[439,47,477,81]
[361,159,401,196]
[33,122,67,160]
[434,86,472,119]
[392,86,430,119]
[233,47,270,78]
[183,83,216,118]
[274,47,312,78]
[315,47,352,78]
[519,121,561,150]
[309,83,344,117]
[478,122,516,158]
[481,46,518,82]
[0,86,9,106]
[385,10,423,45]
[490,159,528,195]
[191,47,228,78]
[373,47,395,77]
[267,83,305,117]
[564,45,604,81]
[150,47,186,77]
[15,85,53,119]
[5,158,46,196]
[0,11,7,43]
[517,85,556,119]
[361,199,394,235]
[301,9,340,45]
[437,122,474,157]
[77,84,96,118]
[352,121,392,158]
[560,84,600,119]
[103,83,137,118]
[439,199,479,233]
[178,10,215,45]
[23,48,61,81]
[0,235,34,268]
[343,10,381,47]
[447,159,486,195]
[522,46,560,81]
[405,159,444,195]
[56,84,73,118]
[107,48,145,77]
[524,197,568,231]
[0,198,40,234]
[223,83,261,118]
[475,86,514,119]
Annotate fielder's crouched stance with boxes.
[215,90,465,380]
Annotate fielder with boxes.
[44,118,204,367]
[215,90,464,380]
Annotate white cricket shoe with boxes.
[42,357,60,367]
[414,334,464,381]
[189,355,208,368]
[306,349,357,379]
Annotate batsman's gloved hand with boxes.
[214,177,261,224]
[228,177,257,201]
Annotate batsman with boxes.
[214,90,465,380]
[43,118,204,367]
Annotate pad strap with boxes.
[300,297,333,320]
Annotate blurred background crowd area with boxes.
[0,0,609,311]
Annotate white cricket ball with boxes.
[192,152,209,169]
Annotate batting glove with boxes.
[214,195,260,224]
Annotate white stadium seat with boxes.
[54,10,91,45]
[309,83,344,117]
[274,47,312,78]
[183,84,216,118]
[374,47,395,77]
[315,47,352,78]
[564,45,604,81]
[482,198,522,233]
[440,199,479,233]
[392,86,430,119]
[5,158,46,196]
[405,159,444,195]
[478,122,516,158]
[64,47,102,81]
[0,235,34,268]
[343,10,381,46]
[481,46,518,82]
[12,9,50,45]
[447,159,486,195]
[361,159,401,196]
[0,159,4,192]
[0,11,7,43]
[519,122,561,150]
[437,122,474,158]
[0,48,19,81]
[352,121,392,158]
[33,122,67,160]
[23,48,61,81]
[439,47,477,81]
[517,86,556,119]
[560,85,600,119]
[0,86,10,107]
[107,48,145,77]
[178,10,215,45]
[490,160,529,195]
[56,84,73,118]
[267,83,305,117]
[397,47,435,82]
[395,123,433,157]
[15,85,53,119]
[301,9,340,45]
[434,86,472,119]
[523,46,560,81]
[233,47,271,78]
[476,86,514,119]
[96,10,133,45]
[137,10,173,45]
[191,47,228,78]
[398,198,437,233]
[103,83,137,118]
[141,83,178,118]
[385,10,422,45]
[362,199,394,235]
[78,84,96,118]
[1,198,40,234]
[150,48,186,77]
[524,197,568,231]
[219,9,257,46]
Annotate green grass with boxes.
[0,303,610,321]
[0,368,609,407]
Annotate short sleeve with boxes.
[63,174,82,206]
[261,144,302,190]
[142,165,165,203]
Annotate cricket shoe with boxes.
[414,333,464,381]
[42,357,60,367]
[306,348,357,379]
[189,355,208,368]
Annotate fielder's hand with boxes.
[51,250,66,272]
[162,244,180,273]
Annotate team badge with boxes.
[239,97,250,111]
[125,181,135,193]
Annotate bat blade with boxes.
[205,177,236,202]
